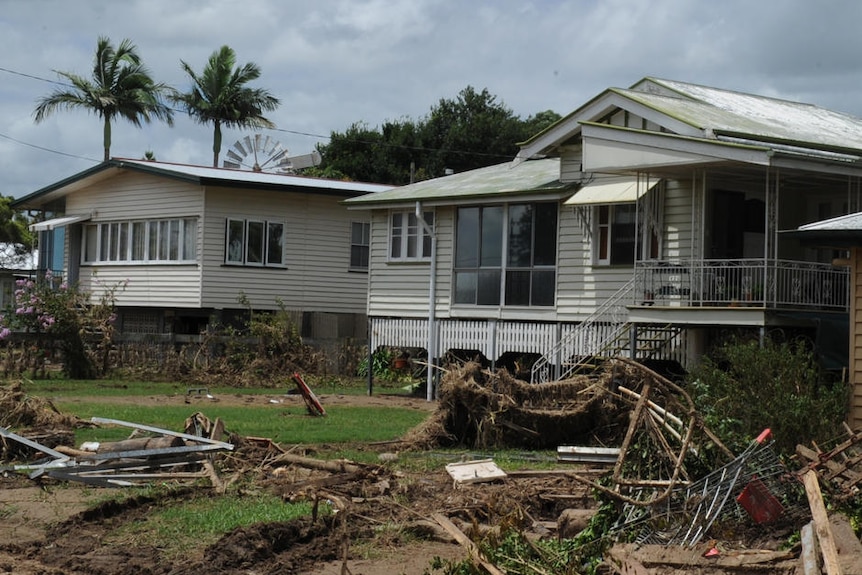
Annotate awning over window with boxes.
[565,176,660,206]
[29,213,91,232]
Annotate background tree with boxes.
[312,86,561,185]
[171,45,280,167]
[0,196,35,270]
[34,36,174,162]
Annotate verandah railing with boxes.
[637,259,849,311]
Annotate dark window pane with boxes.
[477,270,501,305]
[351,245,369,268]
[481,206,503,267]
[390,213,402,258]
[247,221,264,263]
[611,205,636,265]
[505,270,530,305]
[148,221,159,261]
[531,270,556,306]
[168,220,180,260]
[534,203,557,265]
[158,221,170,260]
[454,271,477,304]
[227,219,244,262]
[422,212,434,257]
[267,223,284,265]
[456,207,479,267]
[507,204,532,267]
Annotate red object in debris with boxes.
[292,372,326,416]
[703,546,720,558]
[736,477,784,524]
[755,428,772,444]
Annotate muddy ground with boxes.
[4,368,860,575]
[0,391,598,575]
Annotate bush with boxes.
[0,274,123,378]
[687,335,848,456]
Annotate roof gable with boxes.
[518,77,862,162]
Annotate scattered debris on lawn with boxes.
[1,415,233,487]
[4,362,862,574]
[445,458,507,485]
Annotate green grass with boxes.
[22,375,412,398]
[55,401,430,445]
[105,490,319,559]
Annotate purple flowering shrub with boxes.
[1,272,125,378]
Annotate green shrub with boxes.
[687,336,847,456]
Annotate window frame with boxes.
[349,221,371,271]
[81,218,197,264]
[224,218,286,268]
[388,210,434,261]
[453,201,558,308]
[593,203,638,266]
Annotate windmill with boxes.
[222,134,320,173]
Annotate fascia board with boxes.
[581,123,772,167]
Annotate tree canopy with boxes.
[309,86,560,185]
[33,36,174,162]
[171,45,280,167]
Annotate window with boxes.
[225,218,284,267]
[389,211,434,260]
[350,221,370,270]
[595,204,636,265]
[454,202,557,307]
[82,218,197,263]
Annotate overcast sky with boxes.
[2,0,862,198]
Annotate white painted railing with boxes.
[638,259,849,310]
[530,276,638,384]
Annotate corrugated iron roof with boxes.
[345,158,572,206]
[14,158,394,209]
[623,78,862,154]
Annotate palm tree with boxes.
[34,36,174,162]
[171,45,280,167]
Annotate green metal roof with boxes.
[519,77,862,161]
[618,83,862,155]
[344,158,572,206]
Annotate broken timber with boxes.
[1,416,233,488]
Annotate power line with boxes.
[0,66,68,86]
[0,131,99,163]
[0,65,517,163]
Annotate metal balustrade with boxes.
[637,259,849,311]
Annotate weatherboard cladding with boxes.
[201,187,370,314]
[50,164,375,313]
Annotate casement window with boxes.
[454,202,557,307]
[595,204,637,266]
[225,218,284,267]
[82,218,197,263]
[389,211,434,261]
[350,221,370,270]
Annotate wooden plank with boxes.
[431,513,505,575]
[800,522,819,575]
[802,470,843,575]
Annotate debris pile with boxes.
[404,361,629,449]
[1,414,233,487]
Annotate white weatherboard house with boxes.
[346,77,859,419]
[13,159,392,359]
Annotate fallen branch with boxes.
[432,512,505,575]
